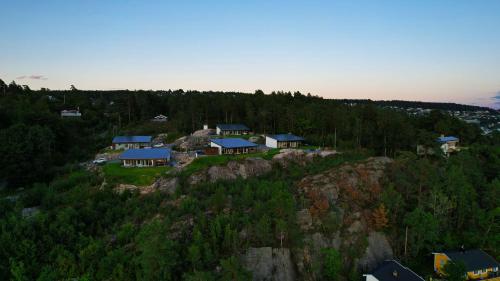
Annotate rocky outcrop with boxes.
[241,247,296,281]
[151,177,179,195]
[357,231,393,271]
[188,157,273,185]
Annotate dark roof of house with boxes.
[369,260,424,281]
[112,136,152,144]
[119,148,171,160]
[216,124,250,131]
[210,138,257,148]
[268,133,305,142]
[442,249,499,271]
[437,136,459,143]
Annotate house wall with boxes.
[122,158,168,167]
[265,136,278,148]
[114,142,150,150]
[434,253,450,274]
[363,274,379,281]
[216,127,221,135]
[467,267,497,279]
[210,142,222,155]
[277,140,301,148]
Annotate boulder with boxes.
[152,177,179,194]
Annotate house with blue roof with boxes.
[112,136,152,150]
[437,134,459,155]
[266,133,304,148]
[119,148,171,167]
[363,260,424,281]
[210,138,257,155]
[216,124,250,135]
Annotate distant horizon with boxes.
[1,1,499,109]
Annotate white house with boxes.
[210,138,257,155]
[112,136,152,150]
[151,114,168,122]
[265,133,304,148]
[216,124,250,135]
[61,109,82,118]
[437,135,459,156]
[363,260,424,281]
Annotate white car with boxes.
[93,158,106,164]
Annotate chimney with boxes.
[460,245,465,253]
[393,270,399,278]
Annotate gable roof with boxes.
[369,260,424,281]
[119,148,171,160]
[437,136,459,143]
[210,138,257,148]
[442,249,499,271]
[216,124,250,131]
[268,133,304,142]
[112,136,152,144]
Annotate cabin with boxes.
[61,109,82,118]
[119,148,171,167]
[437,135,459,155]
[210,138,257,155]
[216,124,250,135]
[112,136,152,150]
[151,114,168,122]
[364,260,424,281]
[433,249,499,280]
[266,134,304,148]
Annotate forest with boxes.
[0,78,498,280]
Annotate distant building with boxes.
[363,260,424,281]
[151,114,168,122]
[433,249,499,280]
[437,135,459,155]
[210,138,257,155]
[61,109,82,118]
[119,148,171,167]
[266,134,304,148]
[112,136,152,150]
[216,124,250,135]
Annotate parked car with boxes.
[93,158,106,165]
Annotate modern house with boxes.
[112,136,152,150]
[364,260,424,281]
[437,135,459,155]
[433,249,499,280]
[61,109,82,118]
[216,124,250,135]
[210,138,257,155]
[151,114,168,122]
[119,148,171,167]
[265,133,304,148]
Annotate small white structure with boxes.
[151,114,168,122]
[203,124,209,130]
[112,136,152,150]
[266,134,304,148]
[61,109,82,118]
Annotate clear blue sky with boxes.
[1,0,499,107]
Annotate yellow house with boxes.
[433,249,499,280]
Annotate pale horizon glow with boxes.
[1,1,499,108]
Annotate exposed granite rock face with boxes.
[241,247,296,281]
[151,177,179,194]
[357,231,393,271]
[188,157,272,185]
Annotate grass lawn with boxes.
[182,148,281,176]
[103,163,171,186]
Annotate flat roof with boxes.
[112,136,152,143]
[216,124,250,131]
[119,148,171,160]
[268,133,304,142]
[210,138,257,148]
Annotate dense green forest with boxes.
[0,79,498,280]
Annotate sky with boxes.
[1,0,500,108]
